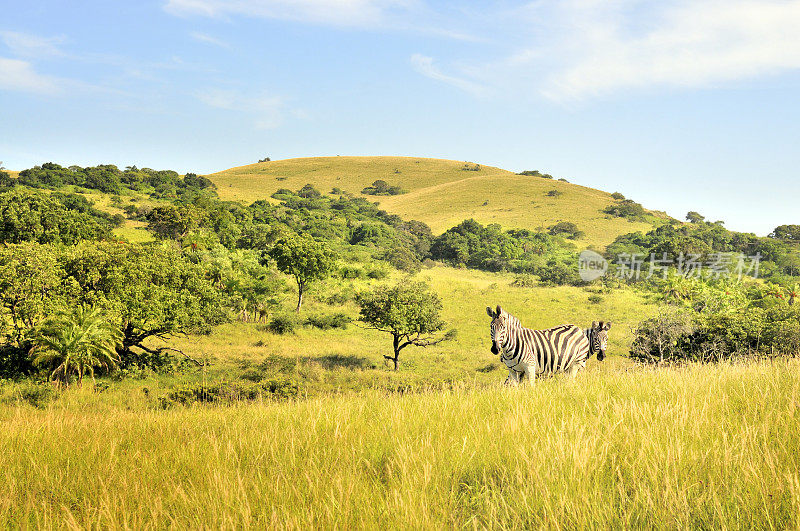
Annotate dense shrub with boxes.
[603,199,646,221]
[549,221,583,239]
[361,180,405,195]
[304,312,352,330]
[267,314,299,334]
[159,378,299,407]
[631,282,800,363]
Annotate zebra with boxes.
[486,305,611,384]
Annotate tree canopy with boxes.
[356,281,454,370]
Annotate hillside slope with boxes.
[209,156,663,249]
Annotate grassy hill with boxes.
[209,156,666,249]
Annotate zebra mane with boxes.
[499,310,522,329]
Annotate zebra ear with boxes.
[592,321,598,329]
[486,306,496,318]
[604,322,612,330]
[496,305,503,316]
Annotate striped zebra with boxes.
[486,305,611,384]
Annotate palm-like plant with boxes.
[789,283,799,306]
[30,306,122,385]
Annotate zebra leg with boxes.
[505,369,520,386]
[568,361,585,379]
[521,364,536,385]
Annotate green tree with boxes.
[267,234,336,311]
[686,211,705,224]
[0,243,71,346]
[0,189,110,244]
[63,242,227,365]
[146,204,200,242]
[770,225,800,242]
[30,305,122,385]
[356,281,454,370]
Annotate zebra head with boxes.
[486,305,508,355]
[589,321,612,361]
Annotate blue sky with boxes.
[1,0,799,235]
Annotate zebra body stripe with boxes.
[489,310,592,380]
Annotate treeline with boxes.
[8,162,214,199]
[607,219,800,283]
[0,189,123,244]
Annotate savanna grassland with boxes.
[2,156,799,528]
[2,359,799,528]
[210,157,665,249]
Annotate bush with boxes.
[630,311,695,364]
[549,221,583,239]
[546,190,563,198]
[339,266,366,279]
[511,275,538,288]
[604,199,646,221]
[17,381,59,408]
[361,180,406,196]
[588,294,604,304]
[611,192,625,200]
[365,265,388,279]
[304,312,352,330]
[159,379,299,408]
[267,314,299,334]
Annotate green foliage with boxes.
[610,192,625,200]
[549,221,583,239]
[603,199,647,221]
[429,219,579,284]
[63,242,228,362]
[31,305,122,384]
[0,170,14,190]
[770,224,800,242]
[631,280,800,363]
[298,183,321,199]
[267,234,336,311]
[0,243,69,346]
[686,211,705,223]
[608,221,800,281]
[159,378,299,407]
[357,281,452,369]
[546,189,563,198]
[267,314,300,334]
[304,312,352,330]
[146,204,200,242]
[0,189,112,244]
[361,180,406,195]
[16,162,214,199]
[14,381,59,408]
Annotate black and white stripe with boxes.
[584,321,612,362]
[486,305,609,384]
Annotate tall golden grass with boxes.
[2,358,798,528]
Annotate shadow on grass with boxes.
[253,354,377,376]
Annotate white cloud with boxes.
[0,57,63,95]
[196,88,285,129]
[410,53,486,96]
[513,0,800,101]
[190,31,231,48]
[165,0,415,27]
[0,30,65,58]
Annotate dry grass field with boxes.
[2,358,798,528]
